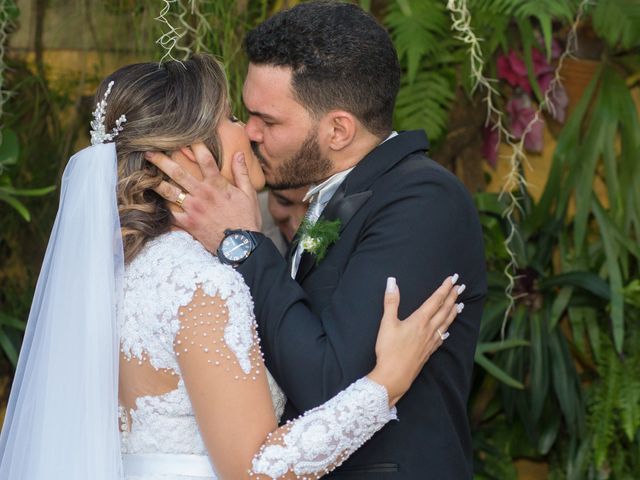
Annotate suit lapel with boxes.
[294,130,430,283]
[295,190,373,282]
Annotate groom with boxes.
[150,2,486,478]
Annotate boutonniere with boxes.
[298,218,342,264]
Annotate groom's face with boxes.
[242,64,333,190]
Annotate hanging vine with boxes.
[445,0,592,334]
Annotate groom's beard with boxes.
[252,128,332,190]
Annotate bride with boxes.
[0,54,463,479]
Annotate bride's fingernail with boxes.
[457,284,466,295]
[386,277,397,293]
[456,303,465,313]
[451,273,459,285]
[235,152,245,164]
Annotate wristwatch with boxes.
[217,229,261,266]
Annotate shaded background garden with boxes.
[0,0,638,478]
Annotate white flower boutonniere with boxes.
[298,218,342,265]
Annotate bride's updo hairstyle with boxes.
[94,54,229,263]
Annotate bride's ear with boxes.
[180,146,197,162]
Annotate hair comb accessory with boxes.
[90,80,127,145]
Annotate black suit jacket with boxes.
[238,130,487,479]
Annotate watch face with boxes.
[221,233,252,263]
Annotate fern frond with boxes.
[386,0,451,82]
[514,0,576,22]
[588,340,622,468]
[620,330,640,440]
[468,0,520,16]
[394,69,456,142]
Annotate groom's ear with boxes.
[324,111,357,151]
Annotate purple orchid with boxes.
[507,94,544,153]
[484,41,567,165]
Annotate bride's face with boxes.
[172,114,266,191]
[217,114,265,190]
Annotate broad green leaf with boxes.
[592,194,640,259]
[475,353,525,389]
[539,272,610,300]
[549,286,573,330]
[573,88,607,255]
[549,330,581,434]
[0,129,19,166]
[583,307,602,361]
[537,404,561,454]
[568,306,588,358]
[474,192,507,216]
[530,311,548,424]
[531,66,603,229]
[475,339,529,354]
[0,185,56,197]
[0,328,19,368]
[0,312,26,331]
[0,192,31,221]
[592,195,625,352]
[516,19,544,102]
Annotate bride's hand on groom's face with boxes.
[145,143,262,252]
[368,275,464,407]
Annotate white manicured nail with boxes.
[451,273,459,285]
[457,284,466,295]
[456,303,465,314]
[386,277,397,293]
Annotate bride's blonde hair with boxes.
[94,54,229,263]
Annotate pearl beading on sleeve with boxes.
[250,377,398,479]
[121,231,259,375]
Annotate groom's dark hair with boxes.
[244,0,400,137]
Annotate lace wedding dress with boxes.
[119,231,396,479]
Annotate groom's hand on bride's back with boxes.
[145,143,261,252]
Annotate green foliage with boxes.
[144,0,271,119]
[587,331,640,476]
[0,1,638,477]
[591,0,640,50]
[386,0,459,143]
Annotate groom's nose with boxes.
[244,116,264,144]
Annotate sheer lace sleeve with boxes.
[176,285,397,480]
[250,376,396,479]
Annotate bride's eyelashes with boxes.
[229,114,240,123]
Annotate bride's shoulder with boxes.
[125,230,249,303]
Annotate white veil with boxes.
[0,141,124,479]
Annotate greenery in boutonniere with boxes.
[298,218,341,265]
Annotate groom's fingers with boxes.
[145,151,201,195]
[191,143,225,186]
[154,180,192,208]
[231,152,256,199]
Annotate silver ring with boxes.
[176,191,187,207]
[437,328,450,340]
